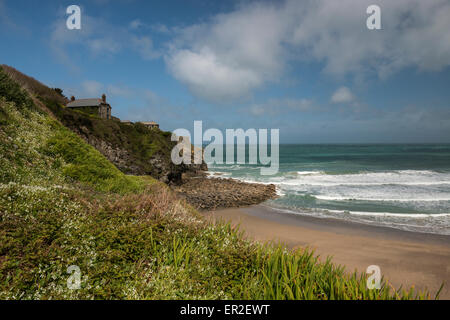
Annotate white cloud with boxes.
[131,36,161,60]
[165,0,450,102]
[81,80,103,97]
[151,23,170,34]
[165,2,287,102]
[285,0,450,76]
[331,87,355,104]
[129,19,171,36]
[51,14,117,54]
[50,11,160,70]
[166,48,263,102]
[129,19,143,30]
[107,85,134,98]
[49,1,450,104]
[0,0,29,34]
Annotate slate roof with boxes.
[140,121,158,125]
[67,98,104,108]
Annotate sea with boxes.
[207,144,450,235]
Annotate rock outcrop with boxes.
[73,125,206,184]
[173,176,277,210]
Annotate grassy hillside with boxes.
[0,67,153,194]
[1,64,194,183]
[0,65,436,299]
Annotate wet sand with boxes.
[203,205,450,299]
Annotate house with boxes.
[66,94,112,119]
[139,121,159,129]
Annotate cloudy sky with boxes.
[1,0,450,143]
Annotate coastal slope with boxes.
[1,64,205,184]
[0,65,433,300]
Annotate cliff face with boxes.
[54,101,209,184]
[1,64,207,184]
[59,115,206,184]
[75,125,207,184]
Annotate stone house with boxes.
[140,121,159,129]
[67,94,112,119]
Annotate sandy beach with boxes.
[203,205,450,299]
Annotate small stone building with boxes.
[140,121,159,129]
[67,94,112,119]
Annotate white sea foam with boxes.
[327,209,450,218]
[210,169,450,204]
[208,165,450,235]
[263,205,450,235]
[314,195,450,202]
[206,171,232,178]
[271,170,450,204]
[268,205,450,219]
[296,171,324,175]
[286,170,450,187]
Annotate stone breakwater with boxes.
[173,176,277,211]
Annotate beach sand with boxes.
[203,205,450,299]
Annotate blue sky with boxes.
[1,0,450,143]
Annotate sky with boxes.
[1,0,450,143]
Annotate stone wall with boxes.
[98,104,111,119]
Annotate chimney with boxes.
[70,96,75,101]
[102,94,106,103]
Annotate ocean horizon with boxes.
[208,143,450,235]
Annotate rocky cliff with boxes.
[1,64,207,184]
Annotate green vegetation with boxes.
[1,65,67,106]
[2,64,178,180]
[0,65,437,299]
[38,94,180,180]
[45,120,155,194]
[40,94,177,178]
[0,67,154,194]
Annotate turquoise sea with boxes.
[208,144,450,235]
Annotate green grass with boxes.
[0,65,440,300]
[39,95,178,179]
[0,97,154,195]
[2,63,180,180]
[248,245,434,300]
[0,65,155,194]
[44,119,155,194]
